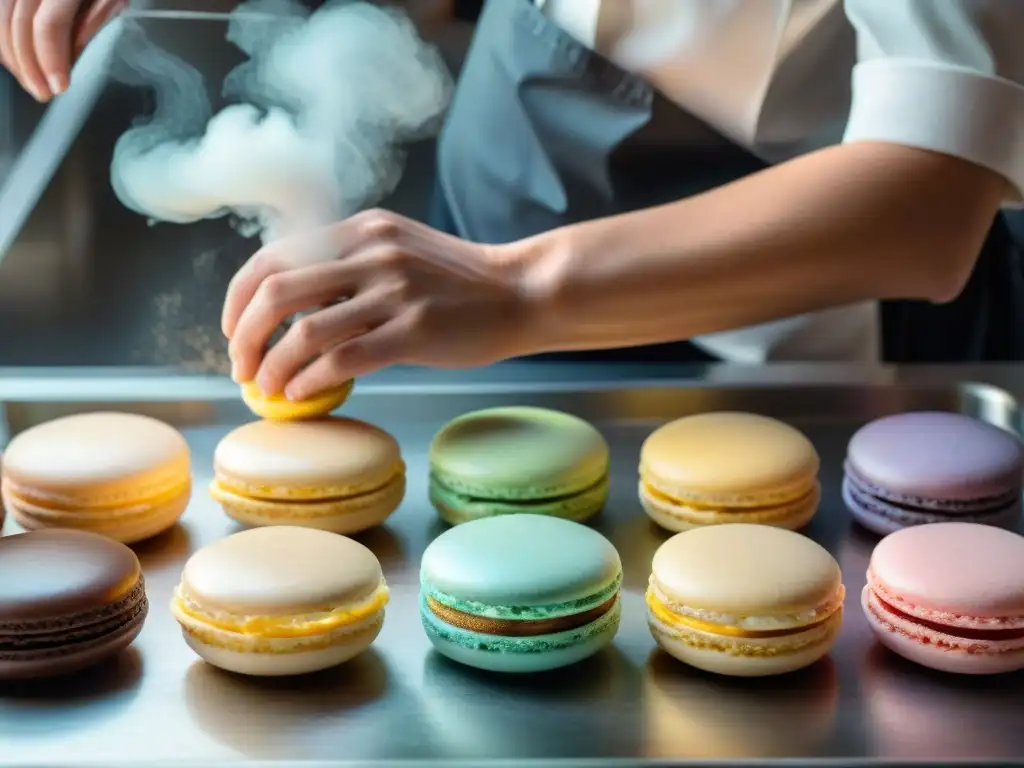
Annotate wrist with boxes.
[491,227,576,357]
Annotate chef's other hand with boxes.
[223,210,532,400]
[0,0,125,101]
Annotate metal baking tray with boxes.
[1,377,1022,766]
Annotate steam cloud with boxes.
[110,0,452,243]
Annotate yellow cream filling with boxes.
[173,583,388,639]
[645,588,834,639]
[212,463,404,503]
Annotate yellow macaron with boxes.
[0,412,191,543]
[639,412,820,532]
[240,379,354,421]
[210,417,405,534]
[171,526,388,676]
[646,524,844,677]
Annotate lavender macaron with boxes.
[843,412,1023,536]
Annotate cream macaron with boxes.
[639,413,820,532]
[171,526,388,676]
[1,412,191,543]
[209,417,406,534]
[647,524,844,677]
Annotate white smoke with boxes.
[109,0,452,243]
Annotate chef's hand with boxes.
[223,210,535,400]
[0,0,125,101]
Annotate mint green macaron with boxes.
[420,514,622,673]
[428,406,610,525]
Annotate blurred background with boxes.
[0,0,473,369]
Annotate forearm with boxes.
[509,142,1005,354]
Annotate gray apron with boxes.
[431,0,1024,363]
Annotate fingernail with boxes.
[284,386,298,401]
[47,74,66,95]
[229,361,240,382]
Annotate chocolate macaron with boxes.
[0,529,149,680]
[843,412,1023,536]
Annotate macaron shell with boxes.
[862,586,1024,675]
[429,474,607,525]
[213,418,403,501]
[210,474,405,534]
[650,524,841,618]
[640,413,819,505]
[181,526,383,615]
[0,412,190,503]
[846,412,1024,502]
[429,407,609,500]
[420,515,621,612]
[0,530,148,680]
[867,523,1024,621]
[240,380,354,421]
[640,480,819,532]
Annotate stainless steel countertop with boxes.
[1,362,1024,767]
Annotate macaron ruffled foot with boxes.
[420,515,622,673]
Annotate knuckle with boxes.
[355,208,400,242]
[289,316,320,347]
[257,274,288,306]
[33,6,67,33]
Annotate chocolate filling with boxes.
[427,594,616,637]
[874,593,1024,641]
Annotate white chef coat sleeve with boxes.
[842,0,1024,203]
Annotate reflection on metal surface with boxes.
[0,376,1022,764]
[642,653,839,758]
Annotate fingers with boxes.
[0,0,15,78]
[1,0,116,101]
[32,0,81,95]
[222,227,351,339]
[284,315,415,401]
[228,261,357,384]
[11,0,50,101]
[256,287,391,395]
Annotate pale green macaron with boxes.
[428,406,610,525]
[420,514,623,673]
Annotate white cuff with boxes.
[843,60,1024,204]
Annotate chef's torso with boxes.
[437,0,1024,363]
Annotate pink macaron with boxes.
[862,522,1024,674]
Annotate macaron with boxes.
[0,529,148,680]
[843,412,1023,535]
[639,412,820,532]
[0,412,191,543]
[171,526,388,676]
[209,417,405,534]
[420,514,622,673]
[240,379,354,421]
[428,406,609,525]
[647,524,844,677]
[862,522,1024,674]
